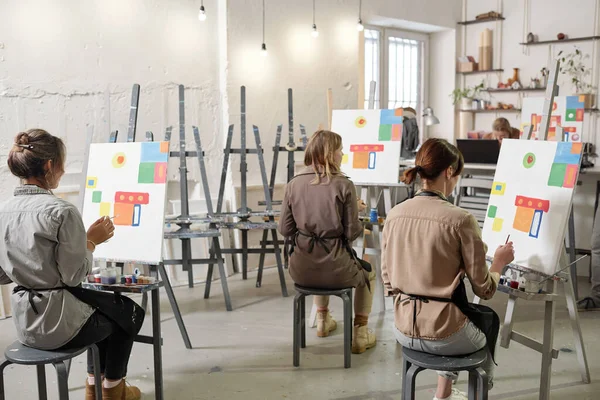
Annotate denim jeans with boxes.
[394,321,494,388]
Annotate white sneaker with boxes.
[433,388,468,400]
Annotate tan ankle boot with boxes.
[352,325,376,354]
[316,311,337,337]
[85,379,97,400]
[102,379,142,400]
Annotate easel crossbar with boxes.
[510,332,560,359]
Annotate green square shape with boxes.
[548,163,567,187]
[138,163,155,183]
[92,191,102,203]
[565,109,577,122]
[378,124,392,141]
[487,205,497,218]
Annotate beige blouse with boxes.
[381,194,500,340]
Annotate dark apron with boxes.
[14,284,145,337]
[401,190,500,363]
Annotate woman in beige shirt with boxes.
[381,139,514,400]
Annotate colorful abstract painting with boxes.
[520,96,586,142]
[481,139,582,275]
[332,109,403,184]
[81,142,170,264]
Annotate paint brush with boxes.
[505,234,511,244]
[106,215,119,220]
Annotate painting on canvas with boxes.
[331,109,403,184]
[81,142,169,264]
[481,139,582,275]
[520,96,585,142]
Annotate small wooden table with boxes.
[82,282,164,400]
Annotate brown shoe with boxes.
[85,379,98,400]
[316,311,337,337]
[102,379,142,400]
[351,325,376,354]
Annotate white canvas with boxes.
[481,139,583,275]
[81,142,169,264]
[331,109,403,184]
[520,96,585,142]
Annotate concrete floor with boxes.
[0,269,599,399]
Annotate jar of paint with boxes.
[369,208,378,223]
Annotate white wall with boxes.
[429,29,458,141]
[461,0,599,145]
[0,0,225,203]
[226,0,462,187]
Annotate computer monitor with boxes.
[456,139,500,164]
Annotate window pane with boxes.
[388,36,423,113]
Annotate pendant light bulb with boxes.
[312,24,319,38]
[261,43,268,56]
[198,5,207,21]
[357,18,364,31]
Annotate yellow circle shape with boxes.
[355,116,367,128]
[112,152,127,168]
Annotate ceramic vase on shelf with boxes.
[460,98,472,110]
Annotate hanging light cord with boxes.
[262,0,266,43]
[313,0,316,25]
[201,0,204,7]
[359,0,362,20]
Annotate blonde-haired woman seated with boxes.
[278,130,376,354]
[483,117,520,144]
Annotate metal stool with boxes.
[401,347,489,400]
[0,341,102,400]
[293,284,353,368]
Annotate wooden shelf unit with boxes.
[457,16,505,26]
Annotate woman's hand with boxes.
[357,199,367,212]
[490,242,515,274]
[87,216,115,246]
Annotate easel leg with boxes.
[568,209,578,299]
[383,187,392,215]
[157,264,192,349]
[539,282,556,400]
[500,294,517,348]
[256,229,269,287]
[212,237,233,311]
[204,242,215,299]
[564,274,591,383]
[271,229,288,297]
[242,230,249,280]
[182,238,194,288]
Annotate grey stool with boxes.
[293,284,353,368]
[401,347,489,400]
[0,341,102,400]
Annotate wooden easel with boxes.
[476,61,590,399]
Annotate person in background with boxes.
[483,117,521,144]
[0,129,143,400]
[278,130,377,354]
[578,208,600,311]
[382,138,515,400]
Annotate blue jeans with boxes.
[394,322,494,388]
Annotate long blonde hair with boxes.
[304,130,343,184]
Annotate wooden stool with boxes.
[293,284,353,368]
[401,347,489,400]
[0,341,102,400]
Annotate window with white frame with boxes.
[363,28,428,126]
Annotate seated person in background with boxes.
[381,138,515,400]
[0,129,143,400]
[483,117,520,144]
[278,130,376,354]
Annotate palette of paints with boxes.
[86,266,156,286]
